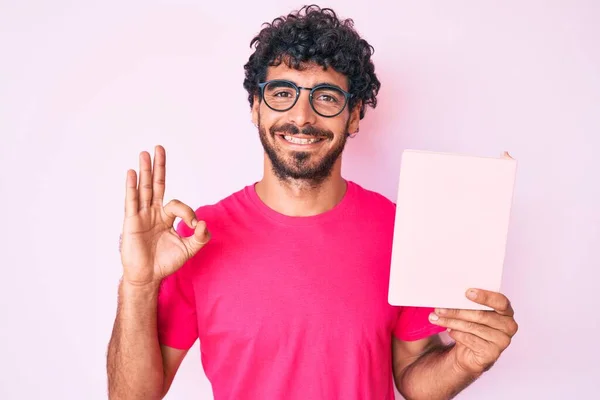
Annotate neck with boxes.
[255,157,347,217]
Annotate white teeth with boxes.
[283,135,322,144]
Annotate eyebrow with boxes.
[266,80,295,89]
[270,79,346,90]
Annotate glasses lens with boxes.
[312,86,347,116]
[263,81,297,111]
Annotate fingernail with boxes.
[201,222,210,238]
[467,289,478,299]
[192,218,198,227]
[429,313,439,321]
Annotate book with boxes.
[388,150,517,310]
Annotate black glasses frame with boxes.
[257,79,354,118]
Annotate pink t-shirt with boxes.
[157,181,444,399]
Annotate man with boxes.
[107,5,518,400]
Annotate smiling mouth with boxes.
[279,135,325,145]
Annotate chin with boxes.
[258,122,347,183]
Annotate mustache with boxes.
[269,123,334,139]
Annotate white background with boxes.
[1,1,598,399]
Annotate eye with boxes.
[273,91,294,98]
[313,87,344,104]
[317,94,338,103]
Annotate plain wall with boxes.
[1,1,598,399]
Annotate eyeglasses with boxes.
[257,79,353,118]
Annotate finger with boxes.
[448,330,498,360]
[466,289,514,317]
[163,199,198,228]
[182,220,211,256]
[125,169,138,217]
[152,145,166,206]
[138,151,153,209]
[434,308,517,336]
[429,313,509,346]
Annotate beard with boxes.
[257,113,350,185]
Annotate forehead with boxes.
[265,61,349,90]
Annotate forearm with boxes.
[107,280,164,400]
[397,343,480,400]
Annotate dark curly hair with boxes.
[243,4,380,120]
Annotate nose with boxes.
[287,89,317,127]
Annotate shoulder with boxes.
[344,180,397,238]
[348,180,397,217]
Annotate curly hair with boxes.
[243,4,380,120]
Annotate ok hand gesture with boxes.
[120,145,210,287]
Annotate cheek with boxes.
[258,108,277,130]
[332,119,351,137]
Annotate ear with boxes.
[347,100,362,135]
[251,95,260,127]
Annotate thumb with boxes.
[182,220,211,256]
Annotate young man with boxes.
[107,5,518,400]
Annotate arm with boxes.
[107,146,210,399]
[107,280,188,399]
[393,335,479,400]
[393,289,518,400]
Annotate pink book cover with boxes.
[388,150,518,311]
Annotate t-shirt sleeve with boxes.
[156,220,199,350]
[393,306,446,341]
